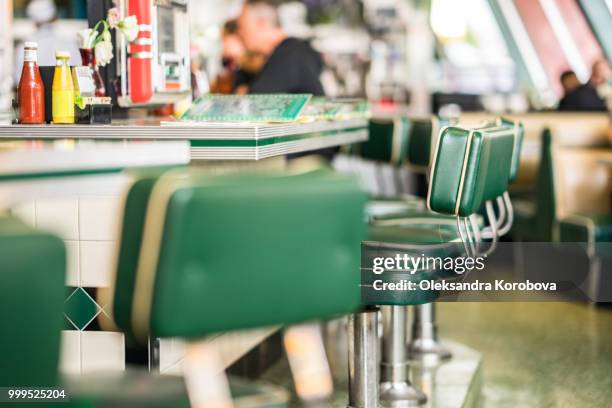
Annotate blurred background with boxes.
[1,0,610,117]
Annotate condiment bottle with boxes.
[18,42,45,124]
[52,51,75,124]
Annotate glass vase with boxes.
[79,48,106,97]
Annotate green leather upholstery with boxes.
[0,217,65,389]
[406,119,433,169]
[111,169,367,343]
[500,118,525,184]
[428,126,515,217]
[355,118,411,165]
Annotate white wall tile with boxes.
[79,196,122,241]
[35,198,79,240]
[80,241,115,288]
[159,338,186,375]
[10,202,35,226]
[81,331,125,373]
[64,241,80,287]
[59,330,81,375]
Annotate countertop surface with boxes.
[0,139,190,180]
[0,117,369,161]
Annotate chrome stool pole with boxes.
[408,303,451,362]
[379,306,426,407]
[348,308,379,408]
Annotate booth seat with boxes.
[463,113,610,243]
[552,146,612,254]
[523,116,609,242]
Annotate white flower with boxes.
[118,15,139,43]
[107,7,121,29]
[77,28,98,49]
[94,40,114,67]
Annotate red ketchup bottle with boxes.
[18,42,45,124]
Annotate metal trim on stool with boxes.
[348,307,379,408]
[408,303,452,362]
[379,306,427,407]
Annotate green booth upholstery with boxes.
[459,113,609,242]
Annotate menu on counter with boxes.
[177,94,371,125]
[180,94,312,123]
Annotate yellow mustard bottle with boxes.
[52,51,75,124]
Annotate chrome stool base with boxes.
[348,307,379,408]
[408,303,452,363]
[379,382,427,407]
[380,306,426,407]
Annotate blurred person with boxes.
[237,0,324,95]
[14,0,80,84]
[590,59,611,110]
[590,59,610,90]
[560,70,580,94]
[211,20,264,94]
[558,62,607,112]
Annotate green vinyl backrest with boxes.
[112,169,367,344]
[427,126,515,217]
[0,217,65,388]
[471,118,525,185]
[405,118,432,169]
[406,116,457,169]
[498,118,525,184]
[356,118,411,165]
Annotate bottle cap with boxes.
[24,42,38,49]
[55,51,71,59]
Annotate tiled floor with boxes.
[261,322,483,408]
[261,302,612,407]
[438,302,612,408]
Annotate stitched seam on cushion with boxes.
[455,130,475,216]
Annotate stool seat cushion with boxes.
[112,169,367,343]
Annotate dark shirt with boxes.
[249,38,333,160]
[558,84,607,112]
[233,69,256,91]
[249,38,324,96]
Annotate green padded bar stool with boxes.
[406,120,524,366]
[0,216,66,396]
[350,125,517,407]
[401,120,523,364]
[356,116,457,221]
[368,119,524,365]
[105,168,367,407]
